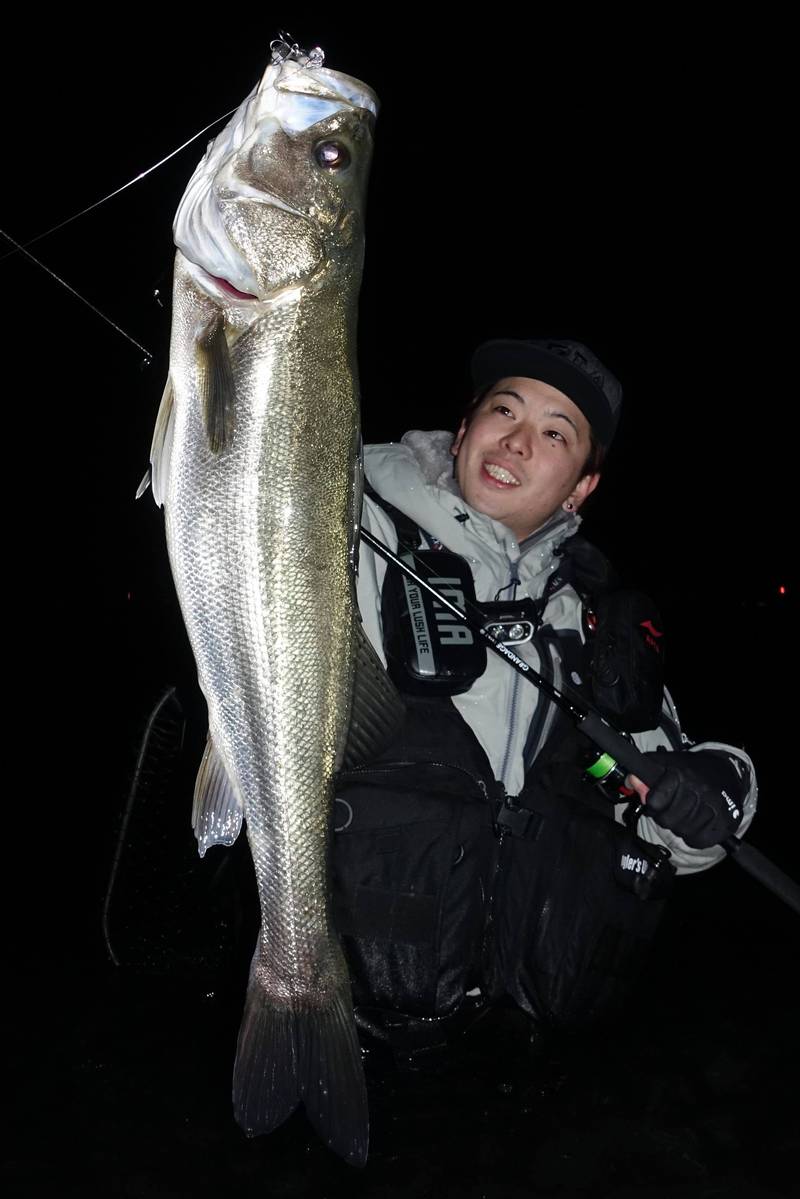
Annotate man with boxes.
[332,337,757,1052]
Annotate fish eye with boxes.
[314,141,351,170]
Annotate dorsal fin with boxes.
[340,623,405,770]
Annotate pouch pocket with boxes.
[495,784,674,1027]
[332,772,495,1018]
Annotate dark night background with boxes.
[4,12,797,1198]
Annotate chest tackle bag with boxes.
[332,488,673,1049]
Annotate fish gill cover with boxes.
[174,36,379,298]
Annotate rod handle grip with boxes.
[578,713,665,787]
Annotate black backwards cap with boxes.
[471,338,623,446]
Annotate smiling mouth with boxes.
[483,462,521,486]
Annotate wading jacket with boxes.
[355,430,758,875]
[332,430,758,1032]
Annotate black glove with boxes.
[643,750,747,849]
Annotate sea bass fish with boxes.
[146,43,400,1164]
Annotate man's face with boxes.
[451,376,600,542]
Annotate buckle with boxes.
[496,802,543,839]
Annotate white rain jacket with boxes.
[357,431,757,875]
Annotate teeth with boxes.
[485,463,520,485]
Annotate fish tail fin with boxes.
[232,970,368,1166]
[300,985,369,1166]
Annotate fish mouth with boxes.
[188,263,261,303]
[207,273,259,301]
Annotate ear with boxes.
[566,471,601,512]
[451,418,468,456]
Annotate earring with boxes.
[564,500,575,512]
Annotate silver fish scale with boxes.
[158,59,378,1158]
[166,265,360,1003]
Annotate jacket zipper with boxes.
[499,555,522,791]
[482,795,509,988]
[340,758,491,800]
[499,672,520,791]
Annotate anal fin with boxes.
[192,735,243,857]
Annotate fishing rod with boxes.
[360,527,800,917]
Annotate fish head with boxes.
[174,57,378,304]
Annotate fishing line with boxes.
[0,105,239,264]
[0,103,240,361]
[0,227,153,363]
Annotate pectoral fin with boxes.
[198,314,236,453]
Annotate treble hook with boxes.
[269,32,325,68]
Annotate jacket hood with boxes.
[363,430,581,586]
